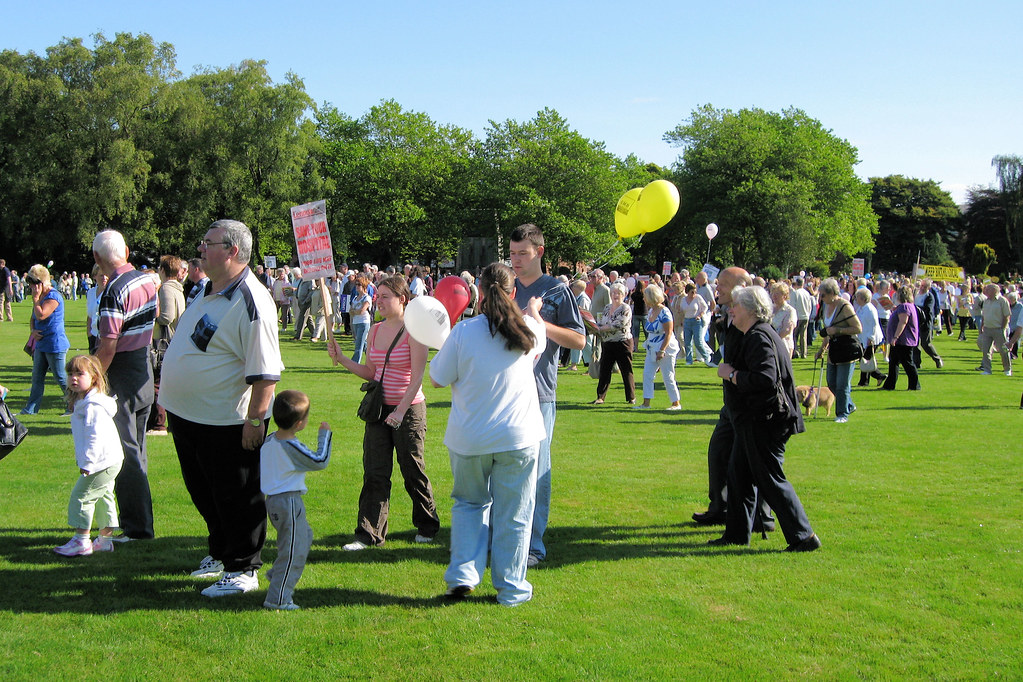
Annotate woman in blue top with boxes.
[21,265,71,415]
[635,283,681,411]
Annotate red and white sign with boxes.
[851,258,865,277]
[662,261,672,277]
[290,200,335,280]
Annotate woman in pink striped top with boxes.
[328,276,441,551]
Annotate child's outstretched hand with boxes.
[319,422,330,431]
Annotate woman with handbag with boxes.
[429,263,547,605]
[591,282,635,405]
[21,265,70,415]
[327,276,440,551]
[854,288,887,387]
[710,286,819,551]
[815,278,862,424]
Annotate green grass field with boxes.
[1,297,1020,679]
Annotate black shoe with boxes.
[692,510,727,525]
[444,585,474,600]
[935,357,943,369]
[707,536,747,547]
[752,518,776,533]
[785,533,822,552]
[876,374,887,386]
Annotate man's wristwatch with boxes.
[247,417,262,427]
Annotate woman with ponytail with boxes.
[430,263,547,606]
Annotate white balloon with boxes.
[47,260,54,268]
[705,223,719,240]
[403,296,450,349]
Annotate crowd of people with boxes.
[4,225,1023,608]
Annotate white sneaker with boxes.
[190,555,225,578]
[1005,370,1013,376]
[343,540,368,551]
[413,534,434,544]
[54,536,92,557]
[665,404,682,411]
[93,535,115,553]
[835,417,849,423]
[201,569,258,597]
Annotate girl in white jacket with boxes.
[54,355,124,557]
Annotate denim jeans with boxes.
[827,361,856,419]
[642,344,680,402]
[23,350,68,414]
[445,445,538,605]
[529,401,556,561]
[351,322,370,363]
[682,317,712,364]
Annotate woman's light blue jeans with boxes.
[351,322,369,363]
[827,360,856,419]
[682,317,712,364]
[23,350,68,414]
[445,445,538,606]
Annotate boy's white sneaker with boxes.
[54,536,93,557]
[201,570,258,597]
[190,555,225,579]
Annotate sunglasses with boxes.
[25,277,41,285]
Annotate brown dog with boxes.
[795,385,835,417]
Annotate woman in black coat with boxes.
[710,285,820,552]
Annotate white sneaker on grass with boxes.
[263,601,300,611]
[343,540,368,551]
[54,535,92,557]
[92,535,115,553]
[190,555,225,579]
[201,569,258,597]
[414,534,434,544]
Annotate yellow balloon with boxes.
[635,180,680,234]
[614,187,644,238]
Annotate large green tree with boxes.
[317,99,474,266]
[868,175,961,272]
[991,154,1023,273]
[664,105,877,274]
[961,187,1013,275]
[478,108,636,272]
[0,33,177,267]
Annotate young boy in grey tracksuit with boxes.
[260,389,332,610]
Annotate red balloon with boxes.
[433,276,470,327]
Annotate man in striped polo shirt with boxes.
[93,230,158,541]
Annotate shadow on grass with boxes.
[0,522,798,613]
[0,530,454,613]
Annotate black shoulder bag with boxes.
[357,325,405,423]
[0,397,28,461]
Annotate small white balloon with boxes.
[403,296,450,349]
[705,223,719,240]
[47,260,54,268]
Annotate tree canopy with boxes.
[868,175,961,272]
[663,105,877,274]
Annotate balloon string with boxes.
[577,236,642,280]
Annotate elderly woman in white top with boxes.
[769,282,797,359]
[854,288,887,386]
[635,284,681,411]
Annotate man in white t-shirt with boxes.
[160,219,284,599]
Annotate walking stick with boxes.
[813,346,828,419]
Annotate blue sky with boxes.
[3,1,1020,204]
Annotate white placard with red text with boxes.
[290,200,336,280]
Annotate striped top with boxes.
[98,264,157,352]
[368,324,425,406]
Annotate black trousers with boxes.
[168,413,267,572]
[705,405,772,523]
[883,344,920,390]
[725,418,814,546]
[596,339,635,401]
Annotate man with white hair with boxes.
[93,229,158,541]
[978,283,1012,376]
[160,219,283,598]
